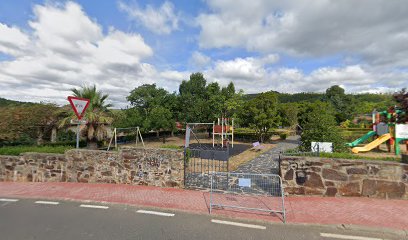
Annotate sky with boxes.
[0,0,407,108]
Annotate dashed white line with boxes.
[211,219,266,230]
[0,198,19,202]
[35,201,59,205]
[79,204,109,209]
[136,210,175,217]
[320,233,387,240]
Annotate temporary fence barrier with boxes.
[209,172,286,223]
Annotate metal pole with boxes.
[279,176,286,223]
[210,173,213,214]
[232,118,234,148]
[212,121,215,147]
[222,117,224,148]
[76,123,80,149]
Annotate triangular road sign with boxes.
[67,96,90,120]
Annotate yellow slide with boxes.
[351,133,391,153]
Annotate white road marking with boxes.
[320,233,387,240]
[136,210,175,217]
[211,219,266,230]
[79,204,109,209]
[0,198,19,202]
[35,201,59,205]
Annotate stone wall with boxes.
[0,148,184,188]
[281,156,408,199]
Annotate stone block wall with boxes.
[281,156,408,199]
[0,147,184,188]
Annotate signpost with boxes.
[67,96,90,149]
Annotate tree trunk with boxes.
[51,127,57,143]
[87,140,98,149]
[36,128,44,145]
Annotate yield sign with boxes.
[67,96,90,120]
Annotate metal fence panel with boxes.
[184,148,229,189]
[210,172,286,223]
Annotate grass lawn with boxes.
[0,145,73,156]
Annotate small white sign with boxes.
[238,178,251,187]
[396,124,408,139]
[70,119,87,125]
[311,142,333,153]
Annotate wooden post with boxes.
[114,128,117,150]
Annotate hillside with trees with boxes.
[0,72,401,152]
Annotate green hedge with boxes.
[0,145,73,156]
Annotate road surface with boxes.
[0,198,403,240]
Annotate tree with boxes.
[127,84,176,138]
[300,102,346,152]
[243,92,281,142]
[143,107,175,143]
[0,103,61,146]
[394,88,408,123]
[127,84,168,117]
[59,85,113,149]
[325,85,355,123]
[279,103,299,129]
[178,72,209,123]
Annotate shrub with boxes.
[300,103,346,152]
[0,145,73,156]
[279,133,287,140]
[160,144,181,150]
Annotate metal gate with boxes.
[209,172,286,223]
[184,147,229,189]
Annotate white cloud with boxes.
[119,1,179,35]
[197,0,408,68]
[205,54,407,94]
[191,51,211,68]
[0,1,186,108]
[0,23,30,56]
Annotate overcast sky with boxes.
[0,0,407,108]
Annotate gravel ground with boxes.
[233,135,300,174]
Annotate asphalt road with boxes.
[0,198,403,240]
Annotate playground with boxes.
[346,108,408,157]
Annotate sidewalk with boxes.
[0,182,407,232]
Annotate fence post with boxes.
[183,148,186,188]
[209,173,213,214]
[279,175,286,223]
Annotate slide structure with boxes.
[347,131,376,147]
[351,133,391,153]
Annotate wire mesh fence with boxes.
[209,172,286,223]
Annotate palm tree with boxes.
[59,85,113,149]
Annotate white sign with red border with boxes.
[67,96,90,120]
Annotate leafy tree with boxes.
[325,85,355,123]
[112,108,144,129]
[127,84,175,137]
[300,102,346,152]
[59,85,113,149]
[393,88,408,123]
[178,73,209,123]
[0,103,60,146]
[143,107,175,143]
[243,92,281,142]
[127,84,168,117]
[279,103,299,128]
